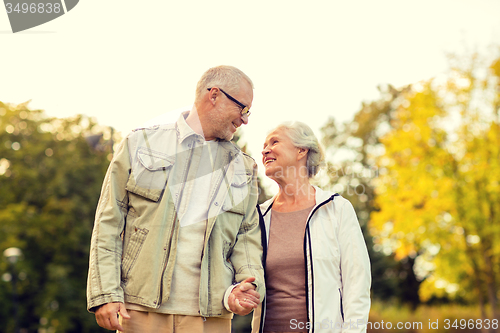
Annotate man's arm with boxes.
[87,137,132,322]
[225,160,265,315]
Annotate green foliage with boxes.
[0,101,117,332]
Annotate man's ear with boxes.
[208,88,218,106]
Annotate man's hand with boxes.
[95,302,131,331]
[228,277,261,316]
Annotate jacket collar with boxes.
[260,185,336,216]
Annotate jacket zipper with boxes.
[339,288,344,321]
[303,194,339,333]
[202,151,233,316]
[156,143,195,307]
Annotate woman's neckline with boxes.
[271,203,315,214]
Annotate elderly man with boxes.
[87,66,264,332]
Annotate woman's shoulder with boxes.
[314,186,343,202]
[314,187,354,213]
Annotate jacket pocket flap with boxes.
[138,148,175,171]
[126,148,174,202]
[231,172,252,187]
[222,173,252,214]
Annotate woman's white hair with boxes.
[274,121,325,178]
[195,65,253,104]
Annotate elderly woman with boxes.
[252,122,371,333]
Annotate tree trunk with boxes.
[462,227,488,333]
[483,248,498,333]
[472,255,488,333]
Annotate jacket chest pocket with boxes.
[222,172,252,215]
[126,147,175,202]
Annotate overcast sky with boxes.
[1,0,499,192]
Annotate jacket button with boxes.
[135,227,137,232]
[215,202,219,206]
[154,301,157,304]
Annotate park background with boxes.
[1,1,500,332]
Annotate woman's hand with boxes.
[228,277,261,315]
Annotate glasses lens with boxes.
[241,107,250,117]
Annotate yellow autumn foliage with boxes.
[370,53,500,318]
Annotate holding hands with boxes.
[228,277,261,316]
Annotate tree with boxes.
[370,52,500,327]
[0,101,117,332]
[320,84,418,306]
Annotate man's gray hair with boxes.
[274,121,325,178]
[195,65,254,104]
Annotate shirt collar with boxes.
[176,110,203,144]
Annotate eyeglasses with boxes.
[207,87,251,117]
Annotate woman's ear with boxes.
[297,148,309,161]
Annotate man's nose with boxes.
[241,113,249,125]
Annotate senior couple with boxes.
[87,66,371,333]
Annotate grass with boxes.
[368,301,493,333]
[230,302,496,333]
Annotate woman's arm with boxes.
[338,200,371,331]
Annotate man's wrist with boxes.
[223,283,240,312]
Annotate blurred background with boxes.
[1,49,499,332]
[1,1,500,332]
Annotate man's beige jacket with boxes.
[87,112,265,317]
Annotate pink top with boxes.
[264,205,315,333]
